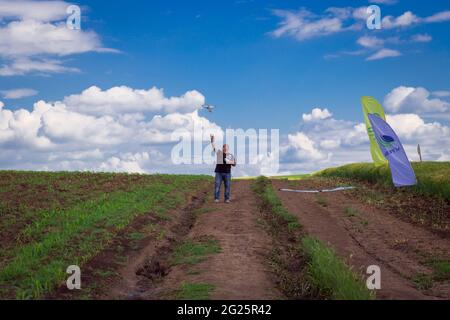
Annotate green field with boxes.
[0,171,210,299]
[268,162,450,201]
[316,162,450,201]
[1,163,448,300]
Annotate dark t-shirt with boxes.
[215,152,233,173]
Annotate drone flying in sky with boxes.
[202,104,215,113]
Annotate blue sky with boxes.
[0,0,449,175]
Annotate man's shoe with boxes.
[225,199,230,203]
[214,199,220,203]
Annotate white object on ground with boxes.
[279,186,356,193]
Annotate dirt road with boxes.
[273,179,450,299]
[76,179,449,300]
[108,180,281,300]
[146,180,282,299]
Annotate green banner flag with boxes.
[361,96,388,166]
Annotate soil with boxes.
[123,180,282,300]
[51,179,450,300]
[50,190,207,299]
[272,179,450,300]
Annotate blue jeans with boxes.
[215,172,231,200]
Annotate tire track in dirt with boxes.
[273,179,450,300]
[85,191,208,300]
[141,180,282,299]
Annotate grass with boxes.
[251,176,300,230]
[176,282,215,300]
[412,274,434,290]
[316,162,450,201]
[312,162,449,232]
[429,259,450,281]
[93,269,116,278]
[128,232,145,241]
[0,171,211,299]
[251,176,373,300]
[412,259,450,291]
[358,188,385,206]
[302,236,374,300]
[315,194,328,207]
[171,237,221,266]
[345,207,360,217]
[193,207,216,217]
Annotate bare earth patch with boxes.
[273,178,450,299]
[140,180,282,299]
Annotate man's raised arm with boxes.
[210,134,217,153]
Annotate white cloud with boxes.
[99,152,150,174]
[357,36,384,48]
[0,19,108,57]
[424,10,450,23]
[0,0,69,21]
[271,7,450,41]
[270,8,363,41]
[48,149,104,162]
[355,36,413,61]
[279,117,367,172]
[369,0,397,4]
[0,58,80,76]
[150,111,214,131]
[383,10,450,29]
[384,86,450,113]
[64,86,205,115]
[302,108,332,121]
[1,88,38,99]
[411,34,432,43]
[342,123,368,146]
[0,0,115,76]
[320,139,340,149]
[271,6,448,63]
[351,7,369,20]
[367,48,401,61]
[386,113,450,161]
[38,101,130,146]
[278,104,450,173]
[283,132,329,162]
[0,102,53,149]
[386,113,448,140]
[382,11,420,29]
[1,85,449,175]
[0,84,223,173]
[432,91,450,98]
[279,108,371,171]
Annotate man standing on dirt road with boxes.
[210,134,236,203]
